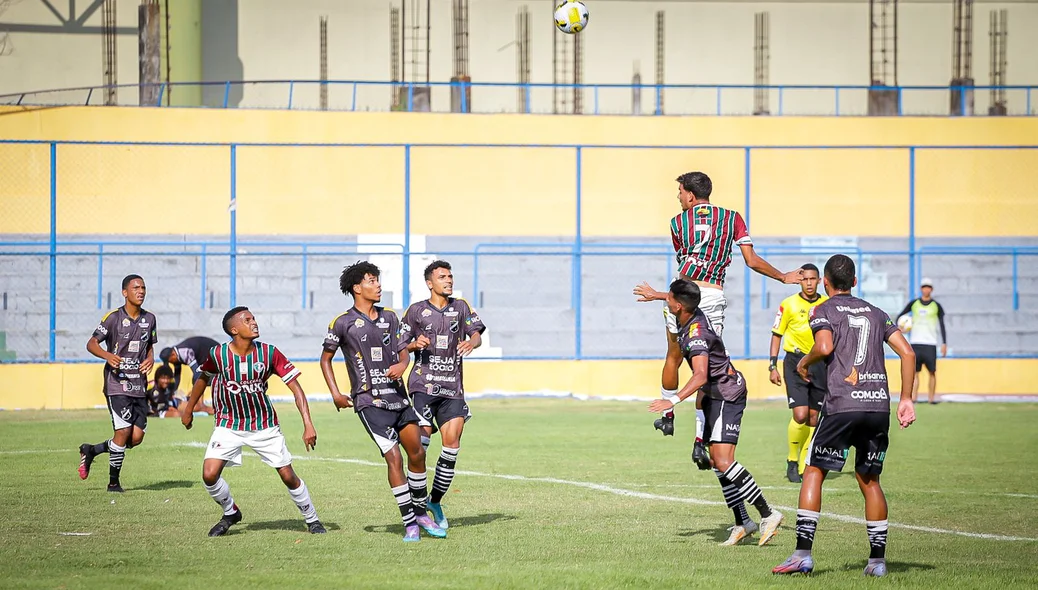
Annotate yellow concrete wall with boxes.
[0,108,1035,238]
[1,359,1033,411]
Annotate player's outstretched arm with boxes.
[738,244,802,284]
[886,330,917,429]
[633,281,667,302]
[181,376,209,430]
[649,355,707,413]
[796,330,833,382]
[319,350,352,411]
[287,378,317,451]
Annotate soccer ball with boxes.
[554,1,589,34]
[897,315,912,334]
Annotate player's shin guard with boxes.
[795,509,820,551]
[430,447,459,504]
[204,477,237,515]
[695,409,706,441]
[722,462,773,518]
[867,519,888,559]
[714,468,751,526]
[407,470,429,514]
[392,483,417,527]
[107,441,125,486]
[288,480,319,524]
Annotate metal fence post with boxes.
[574,146,583,360]
[230,144,238,307]
[49,142,57,361]
[743,147,752,359]
[908,147,916,295]
[403,145,411,308]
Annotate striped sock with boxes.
[796,509,821,551]
[408,470,429,515]
[392,484,416,528]
[713,468,751,526]
[430,447,459,504]
[722,462,772,519]
[204,478,237,515]
[867,519,888,559]
[108,440,125,485]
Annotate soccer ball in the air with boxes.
[897,315,912,334]
[554,1,589,34]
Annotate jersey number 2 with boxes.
[848,315,871,366]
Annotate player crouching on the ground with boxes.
[182,306,326,537]
[649,279,783,547]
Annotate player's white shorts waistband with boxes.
[663,285,727,337]
[204,426,292,469]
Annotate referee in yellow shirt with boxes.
[768,263,828,483]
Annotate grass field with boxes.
[1,398,1037,589]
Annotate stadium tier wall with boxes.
[0,107,1036,408]
[2,1,1037,115]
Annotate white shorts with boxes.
[203,426,293,469]
[663,285,727,337]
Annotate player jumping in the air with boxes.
[320,261,447,542]
[181,307,326,537]
[649,279,784,547]
[634,172,802,454]
[78,275,157,492]
[398,260,487,530]
[768,263,828,483]
[772,255,916,577]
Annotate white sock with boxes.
[695,409,706,440]
[204,478,237,515]
[288,480,319,524]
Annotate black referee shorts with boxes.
[913,344,937,374]
[783,351,826,411]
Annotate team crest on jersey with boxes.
[253,362,266,374]
[381,332,391,347]
[354,318,365,328]
[449,320,460,334]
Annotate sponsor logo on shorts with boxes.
[867,451,886,462]
[813,446,849,459]
[725,423,740,432]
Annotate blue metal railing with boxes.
[1,139,1036,362]
[2,80,1035,116]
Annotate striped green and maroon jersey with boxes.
[670,203,752,286]
[198,342,301,431]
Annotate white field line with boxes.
[172,442,1037,543]
[9,443,1036,542]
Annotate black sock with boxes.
[407,470,428,515]
[92,440,111,455]
[867,519,888,559]
[108,441,125,485]
[796,509,820,551]
[722,462,773,519]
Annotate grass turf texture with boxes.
[1,399,1036,589]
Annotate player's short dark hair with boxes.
[154,365,174,380]
[339,261,380,298]
[121,274,143,289]
[675,172,712,200]
[223,306,250,337]
[424,260,452,281]
[801,263,820,274]
[158,347,173,364]
[669,279,702,313]
[823,255,856,291]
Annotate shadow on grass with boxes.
[677,526,740,544]
[130,479,195,491]
[839,561,936,574]
[363,513,518,535]
[245,519,342,532]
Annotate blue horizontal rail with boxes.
[2,80,1035,117]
